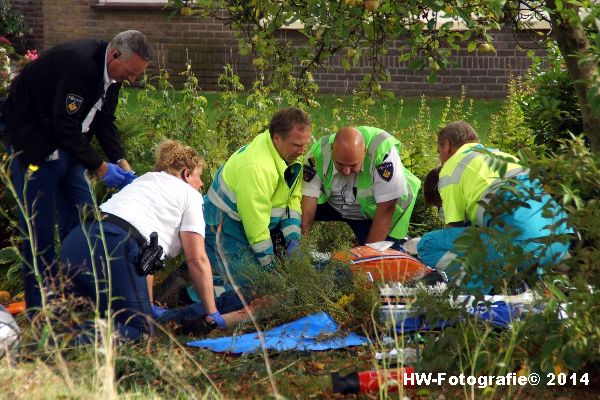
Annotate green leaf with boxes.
[0,247,18,264]
[546,281,568,302]
[341,57,350,70]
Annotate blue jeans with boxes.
[61,221,153,341]
[9,149,93,313]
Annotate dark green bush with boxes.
[521,45,583,152]
[0,0,30,48]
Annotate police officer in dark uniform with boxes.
[0,30,152,314]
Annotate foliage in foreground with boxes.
[0,57,599,398]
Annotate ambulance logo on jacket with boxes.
[376,162,394,182]
[65,94,83,114]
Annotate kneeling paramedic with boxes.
[202,108,312,309]
[416,121,573,293]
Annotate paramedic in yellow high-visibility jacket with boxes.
[204,108,312,294]
[416,121,573,294]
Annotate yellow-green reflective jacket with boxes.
[439,143,527,226]
[207,131,302,266]
[307,126,421,239]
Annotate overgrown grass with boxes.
[122,89,502,140]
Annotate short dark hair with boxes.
[268,108,311,139]
[109,30,153,61]
[438,121,479,148]
[423,167,442,207]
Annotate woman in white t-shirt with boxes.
[61,140,224,341]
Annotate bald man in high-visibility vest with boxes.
[301,126,420,249]
[417,121,573,293]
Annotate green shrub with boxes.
[487,77,534,154]
[521,44,583,152]
[0,0,30,44]
[420,136,600,381]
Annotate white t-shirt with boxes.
[302,146,407,220]
[100,171,205,258]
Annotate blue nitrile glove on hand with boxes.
[208,311,227,329]
[120,170,137,188]
[151,304,167,319]
[286,239,300,257]
[102,162,130,188]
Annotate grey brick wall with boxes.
[9,0,43,50]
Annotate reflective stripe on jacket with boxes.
[307,126,421,238]
[438,143,526,225]
[207,130,302,266]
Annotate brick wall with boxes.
[10,0,44,50]
[13,1,546,98]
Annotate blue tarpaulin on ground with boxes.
[187,312,368,354]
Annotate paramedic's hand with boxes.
[207,311,227,329]
[257,254,276,271]
[286,239,300,257]
[150,304,167,319]
[99,162,129,188]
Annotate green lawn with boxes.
[121,89,503,139]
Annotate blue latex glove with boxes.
[150,304,167,319]
[286,239,300,257]
[101,162,129,188]
[119,170,137,189]
[208,311,227,329]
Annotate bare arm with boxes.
[366,199,397,244]
[117,159,133,172]
[146,275,154,302]
[180,231,217,315]
[301,195,318,235]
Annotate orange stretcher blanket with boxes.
[332,245,432,283]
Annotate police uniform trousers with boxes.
[60,221,153,341]
[314,202,405,249]
[9,149,93,314]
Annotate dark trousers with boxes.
[315,202,405,249]
[9,149,93,313]
[61,221,153,341]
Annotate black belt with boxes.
[99,212,147,247]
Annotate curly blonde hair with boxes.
[154,139,205,176]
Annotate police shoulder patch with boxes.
[65,94,83,114]
[376,161,394,182]
[303,164,317,183]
